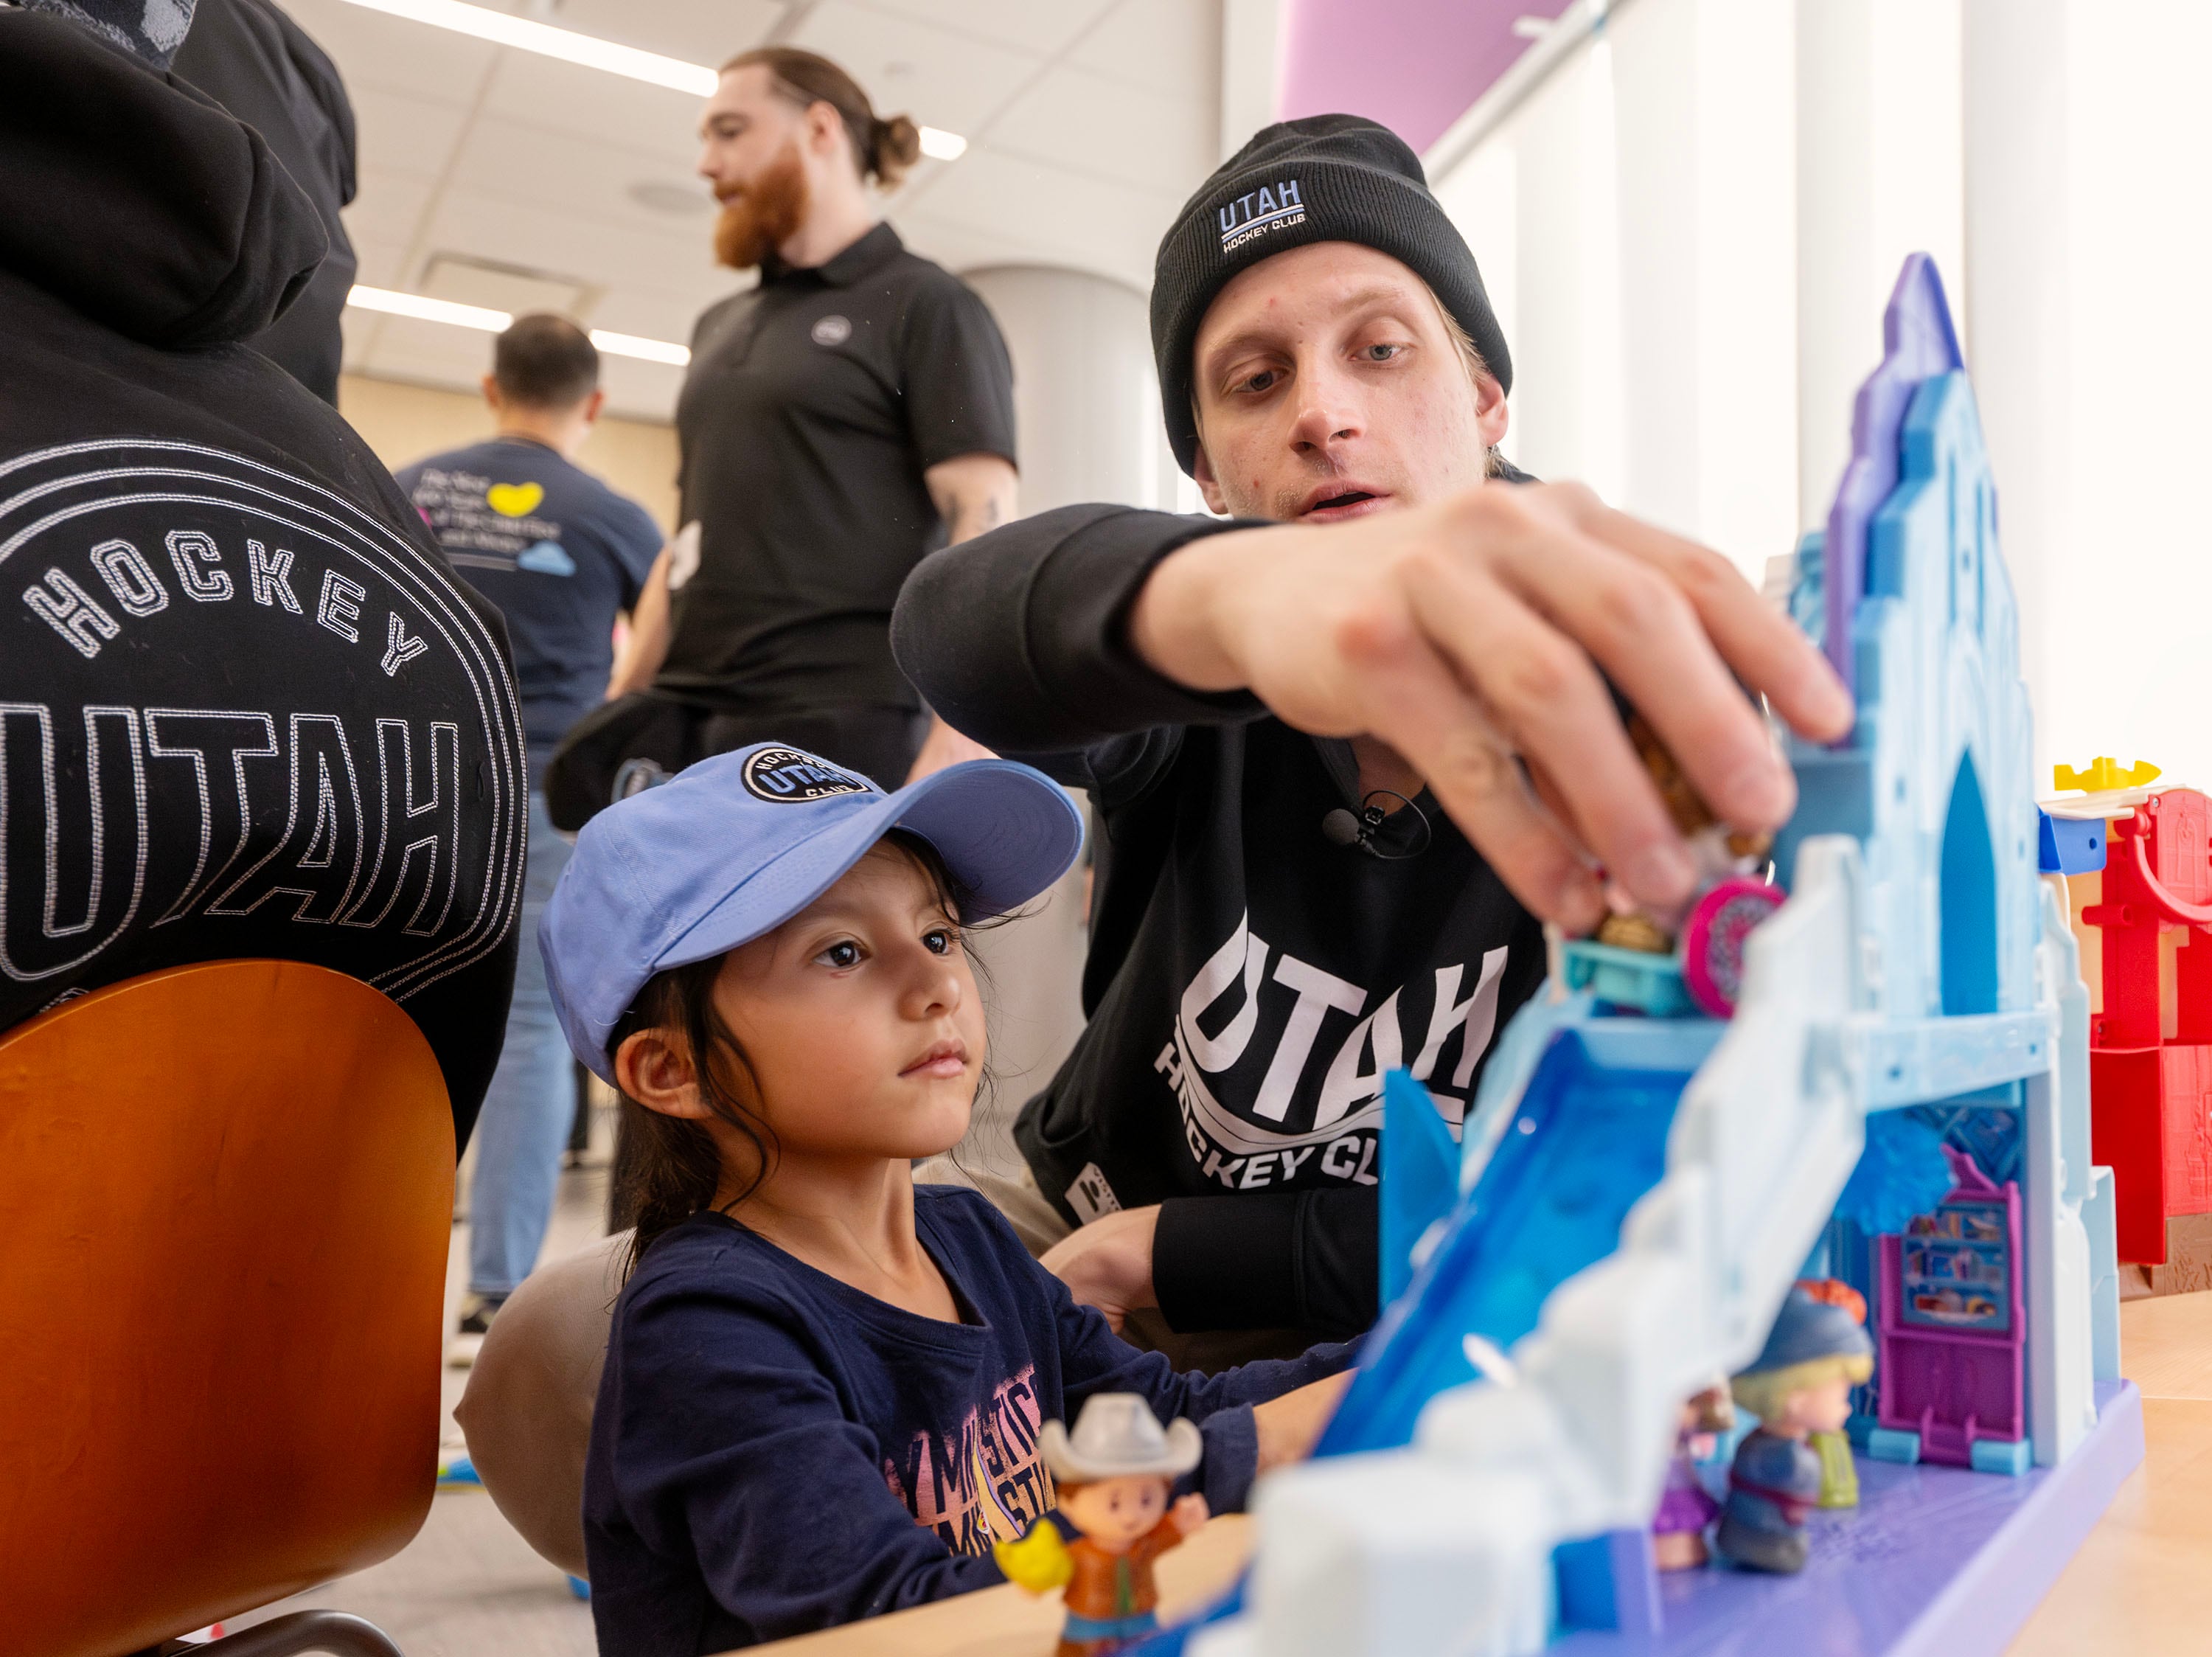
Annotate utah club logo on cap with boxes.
[740,746,873,804]
[1218,178,1305,254]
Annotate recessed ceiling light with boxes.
[1511,15,1554,39]
[334,0,970,165]
[628,180,712,216]
[346,285,692,366]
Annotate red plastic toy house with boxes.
[2075,788,2212,1265]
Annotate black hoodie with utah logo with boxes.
[0,10,526,1141]
[894,505,1548,1341]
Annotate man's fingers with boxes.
[1386,557,1697,910]
[1475,495,1798,836]
[1335,614,1606,929]
[1559,490,1856,742]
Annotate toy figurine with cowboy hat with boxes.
[993,1393,1210,1656]
[1714,1286,1875,1574]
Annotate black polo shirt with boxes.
[657,223,1016,715]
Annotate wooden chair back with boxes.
[0,961,454,1657]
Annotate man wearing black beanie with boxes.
[893,117,1851,1353]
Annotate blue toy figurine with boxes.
[1714,1288,1874,1574]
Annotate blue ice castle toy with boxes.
[1152,258,2143,1657]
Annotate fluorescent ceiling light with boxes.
[330,0,970,165]
[335,0,714,94]
[588,329,692,367]
[347,287,692,367]
[347,284,508,331]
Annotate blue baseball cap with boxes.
[540,743,1085,1082]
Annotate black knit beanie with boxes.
[1151,114,1512,476]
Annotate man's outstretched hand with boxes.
[1127,482,1853,933]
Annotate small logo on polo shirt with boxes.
[740,745,873,803]
[1219,178,1305,254]
[811,313,852,347]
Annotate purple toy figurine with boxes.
[1714,1287,1874,1574]
[1652,1383,1733,1570]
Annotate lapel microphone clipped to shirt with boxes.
[1321,790,1433,860]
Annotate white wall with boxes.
[2000,4,2212,794]
[1427,0,2212,792]
[1431,0,1804,580]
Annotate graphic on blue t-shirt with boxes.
[518,540,577,576]
[882,1361,1055,1557]
[395,437,662,784]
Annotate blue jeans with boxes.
[467,791,577,1298]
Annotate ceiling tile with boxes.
[845,0,1116,60]
[408,185,721,313]
[282,0,496,105]
[478,50,706,155]
[913,150,1175,291]
[347,235,414,289]
[590,284,731,347]
[986,63,1213,198]
[593,354,687,423]
[1075,0,1220,98]
[348,84,473,182]
[351,312,498,397]
[447,113,712,240]
[790,1,1042,135]
[546,0,781,66]
[339,170,435,254]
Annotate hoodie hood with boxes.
[0,7,327,347]
[22,0,197,67]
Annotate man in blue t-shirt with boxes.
[397,314,667,1361]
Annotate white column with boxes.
[1220,0,1286,159]
[1961,0,2070,797]
[1795,0,1964,535]
[934,265,1165,1176]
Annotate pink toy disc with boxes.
[1681,877,1786,1018]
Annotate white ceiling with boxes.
[292,0,1225,419]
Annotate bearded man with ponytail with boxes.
[577,47,1018,805]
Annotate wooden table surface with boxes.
[748,1293,2212,1656]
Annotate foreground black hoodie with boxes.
[894,506,1546,1340]
[0,11,526,1141]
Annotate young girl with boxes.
[540,743,1353,1656]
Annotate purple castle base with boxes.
[1554,1380,2143,1657]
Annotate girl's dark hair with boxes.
[607,830,982,1279]
[721,46,924,188]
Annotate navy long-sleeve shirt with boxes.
[583,1184,1351,1655]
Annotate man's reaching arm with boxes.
[893,504,1263,757]
[1124,482,1853,931]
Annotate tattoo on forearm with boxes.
[950,495,1006,543]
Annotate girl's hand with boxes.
[1253,1372,1354,1476]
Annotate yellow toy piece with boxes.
[1810,1428,1859,1508]
[993,1519,1074,1594]
[2053,757,2160,794]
